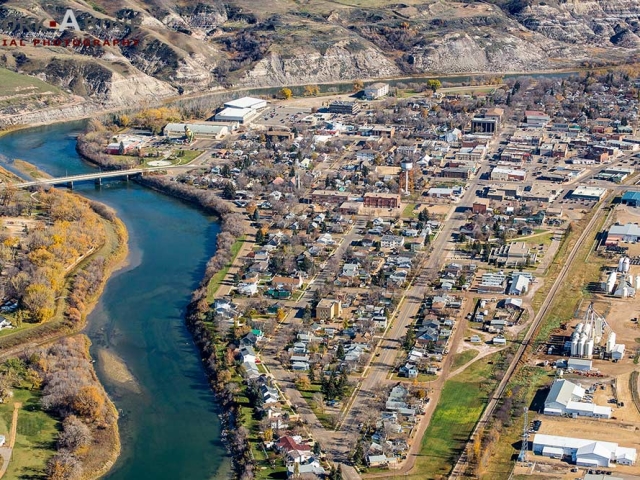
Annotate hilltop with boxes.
[0,0,639,110]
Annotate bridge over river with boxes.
[13,165,184,188]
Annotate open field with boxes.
[0,389,58,480]
[405,352,502,479]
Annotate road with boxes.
[0,402,21,479]
[448,194,610,478]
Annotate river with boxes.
[0,122,232,480]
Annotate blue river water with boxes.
[0,122,231,479]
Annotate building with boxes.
[311,190,352,204]
[491,166,527,182]
[570,186,607,201]
[363,192,401,209]
[456,145,486,162]
[316,299,342,320]
[524,110,551,127]
[105,135,146,155]
[532,434,636,467]
[606,223,640,244]
[224,96,267,110]
[364,82,389,100]
[622,190,640,207]
[489,242,536,267]
[508,273,530,295]
[164,122,229,139]
[471,108,504,134]
[215,107,260,124]
[380,235,404,249]
[472,198,490,214]
[543,379,612,418]
[271,275,303,291]
[328,101,361,115]
[427,187,455,199]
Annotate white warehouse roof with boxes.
[223,96,266,110]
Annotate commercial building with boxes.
[490,166,527,182]
[532,434,636,467]
[328,101,361,115]
[605,222,640,244]
[456,145,486,162]
[570,186,607,201]
[215,96,267,124]
[364,82,389,100]
[105,135,146,155]
[311,190,352,204]
[164,122,229,139]
[363,192,401,209]
[524,110,551,127]
[543,379,612,418]
[427,187,455,199]
[472,198,490,214]
[215,107,260,124]
[471,107,504,134]
[315,299,342,320]
[489,242,536,267]
[622,190,640,207]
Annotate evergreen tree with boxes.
[336,343,345,360]
[223,182,236,200]
[252,208,260,221]
[255,229,265,244]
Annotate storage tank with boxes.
[571,333,580,356]
[584,323,592,338]
[585,339,594,359]
[618,257,626,272]
[608,271,617,293]
[624,257,630,273]
[578,333,587,357]
[576,323,584,334]
[607,332,616,353]
[636,275,640,290]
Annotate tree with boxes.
[353,79,364,92]
[255,229,265,244]
[252,209,260,221]
[223,182,236,200]
[276,308,287,322]
[304,85,320,96]
[72,386,105,420]
[262,427,273,442]
[313,441,321,455]
[119,114,131,127]
[23,283,55,323]
[427,79,442,92]
[279,88,293,100]
[296,374,311,390]
[47,452,82,480]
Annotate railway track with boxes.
[449,197,610,479]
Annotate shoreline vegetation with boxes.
[76,135,253,478]
[0,179,128,479]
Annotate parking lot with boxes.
[253,106,312,127]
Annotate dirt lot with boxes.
[3,217,40,238]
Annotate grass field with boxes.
[451,349,479,371]
[173,149,203,164]
[1,389,59,480]
[206,236,245,302]
[0,68,61,98]
[406,352,502,479]
[402,204,418,218]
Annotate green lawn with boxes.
[207,236,245,301]
[451,349,479,371]
[1,389,59,480]
[408,353,501,479]
[402,204,418,218]
[172,149,203,164]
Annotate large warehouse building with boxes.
[214,96,267,124]
[606,223,640,245]
[543,379,612,418]
[532,434,637,467]
[570,185,607,200]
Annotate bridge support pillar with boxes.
[95,178,101,186]
[67,181,73,190]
